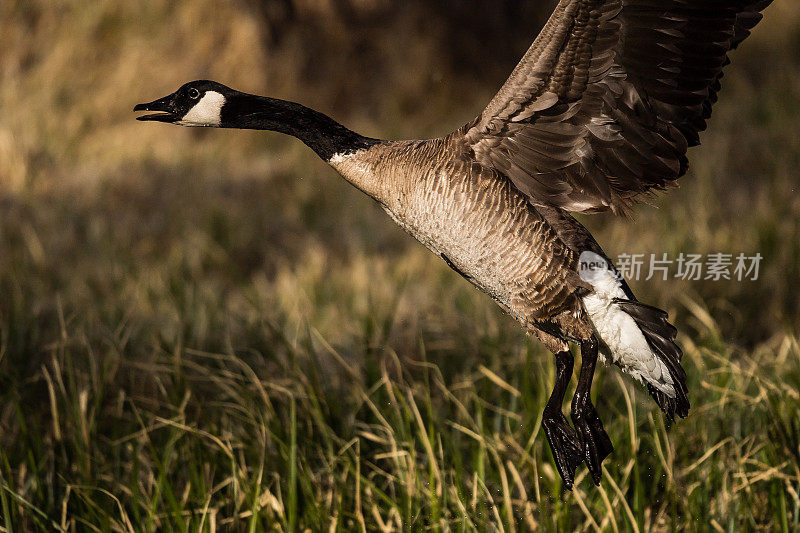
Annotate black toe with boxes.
[568,337,614,486]
[542,413,584,490]
[573,409,613,485]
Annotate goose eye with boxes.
[188,88,200,99]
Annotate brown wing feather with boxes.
[463,0,772,214]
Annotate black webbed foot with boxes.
[571,402,614,485]
[542,350,583,489]
[542,411,584,489]
[570,337,614,486]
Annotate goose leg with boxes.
[571,337,614,485]
[542,350,583,490]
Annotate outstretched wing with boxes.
[463,0,772,214]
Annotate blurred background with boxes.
[1,0,799,530]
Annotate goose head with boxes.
[134,80,231,127]
[136,80,377,161]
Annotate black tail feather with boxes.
[615,299,690,421]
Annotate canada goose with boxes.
[135,0,772,489]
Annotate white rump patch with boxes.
[177,91,225,126]
[579,251,676,397]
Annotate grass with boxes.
[1,0,800,530]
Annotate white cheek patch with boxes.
[177,91,225,126]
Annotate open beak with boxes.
[134,94,178,122]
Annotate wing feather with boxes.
[462,0,773,214]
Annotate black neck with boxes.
[220,92,377,161]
